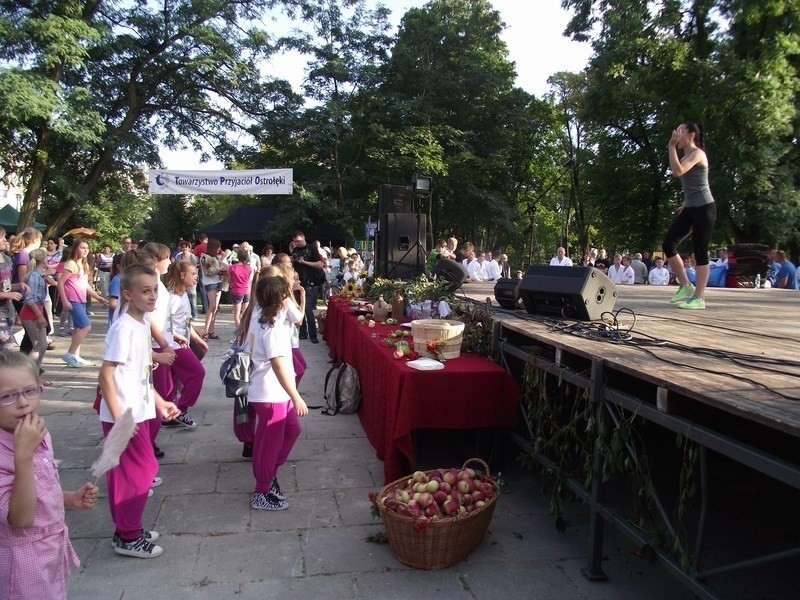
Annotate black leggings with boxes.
[662,203,717,266]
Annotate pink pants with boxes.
[236,401,301,493]
[150,346,206,442]
[292,348,306,386]
[102,420,158,540]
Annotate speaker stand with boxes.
[385,210,426,280]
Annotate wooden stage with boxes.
[459,280,799,599]
[463,281,800,443]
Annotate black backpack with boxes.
[322,362,361,415]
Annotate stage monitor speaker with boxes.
[433,257,468,287]
[379,184,413,214]
[494,278,521,309]
[378,213,426,279]
[518,266,617,321]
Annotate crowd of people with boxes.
[0,227,334,597]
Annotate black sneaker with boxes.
[112,533,163,558]
[251,492,288,511]
[270,477,286,501]
[299,332,308,340]
[242,443,253,458]
[111,530,160,548]
[174,412,197,429]
[153,443,165,459]
[310,337,319,344]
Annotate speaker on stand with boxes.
[378,213,427,279]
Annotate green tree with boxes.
[0,0,299,235]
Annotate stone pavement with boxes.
[34,309,693,599]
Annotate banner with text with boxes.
[148,169,293,195]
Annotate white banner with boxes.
[148,169,293,195]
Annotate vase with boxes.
[391,290,404,320]
[372,295,390,321]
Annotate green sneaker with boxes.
[670,283,695,304]
[678,295,705,310]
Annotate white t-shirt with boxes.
[165,291,192,348]
[649,267,670,286]
[467,259,487,281]
[282,297,303,349]
[151,280,170,349]
[549,256,574,267]
[484,260,501,280]
[100,313,155,424]
[609,264,634,285]
[246,308,295,404]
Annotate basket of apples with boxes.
[370,458,499,569]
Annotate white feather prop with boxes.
[91,408,137,480]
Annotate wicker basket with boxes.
[374,458,499,569]
[410,319,465,360]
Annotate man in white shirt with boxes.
[549,247,573,267]
[467,252,488,281]
[608,254,634,285]
[711,249,728,268]
[484,251,501,280]
[648,257,670,285]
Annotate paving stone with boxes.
[295,458,379,490]
[334,486,382,526]
[304,523,398,575]
[194,531,304,581]
[239,574,357,600]
[356,569,475,599]
[248,488,340,531]
[157,493,251,535]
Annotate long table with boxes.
[324,296,518,483]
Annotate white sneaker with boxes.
[148,488,154,498]
[151,476,163,488]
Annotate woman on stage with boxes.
[663,122,716,310]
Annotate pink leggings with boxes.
[235,401,301,493]
[102,421,158,540]
[150,347,205,442]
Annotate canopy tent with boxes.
[201,206,348,249]
[0,204,46,233]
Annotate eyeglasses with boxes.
[0,385,44,407]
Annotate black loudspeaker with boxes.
[379,184,413,214]
[378,213,426,279]
[433,257,469,287]
[494,278,521,309]
[518,266,617,321]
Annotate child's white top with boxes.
[282,297,303,349]
[165,290,192,349]
[246,307,295,404]
[100,312,156,423]
[150,280,170,349]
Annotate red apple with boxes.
[472,491,485,503]
[429,469,444,480]
[443,470,458,486]
[418,492,434,508]
[443,500,459,516]
[457,469,470,481]
[440,482,452,494]
[412,470,428,484]
[463,494,474,506]
[433,490,448,505]
[425,504,440,518]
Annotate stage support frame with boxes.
[495,321,800,600]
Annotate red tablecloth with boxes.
[323,297,518,483]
